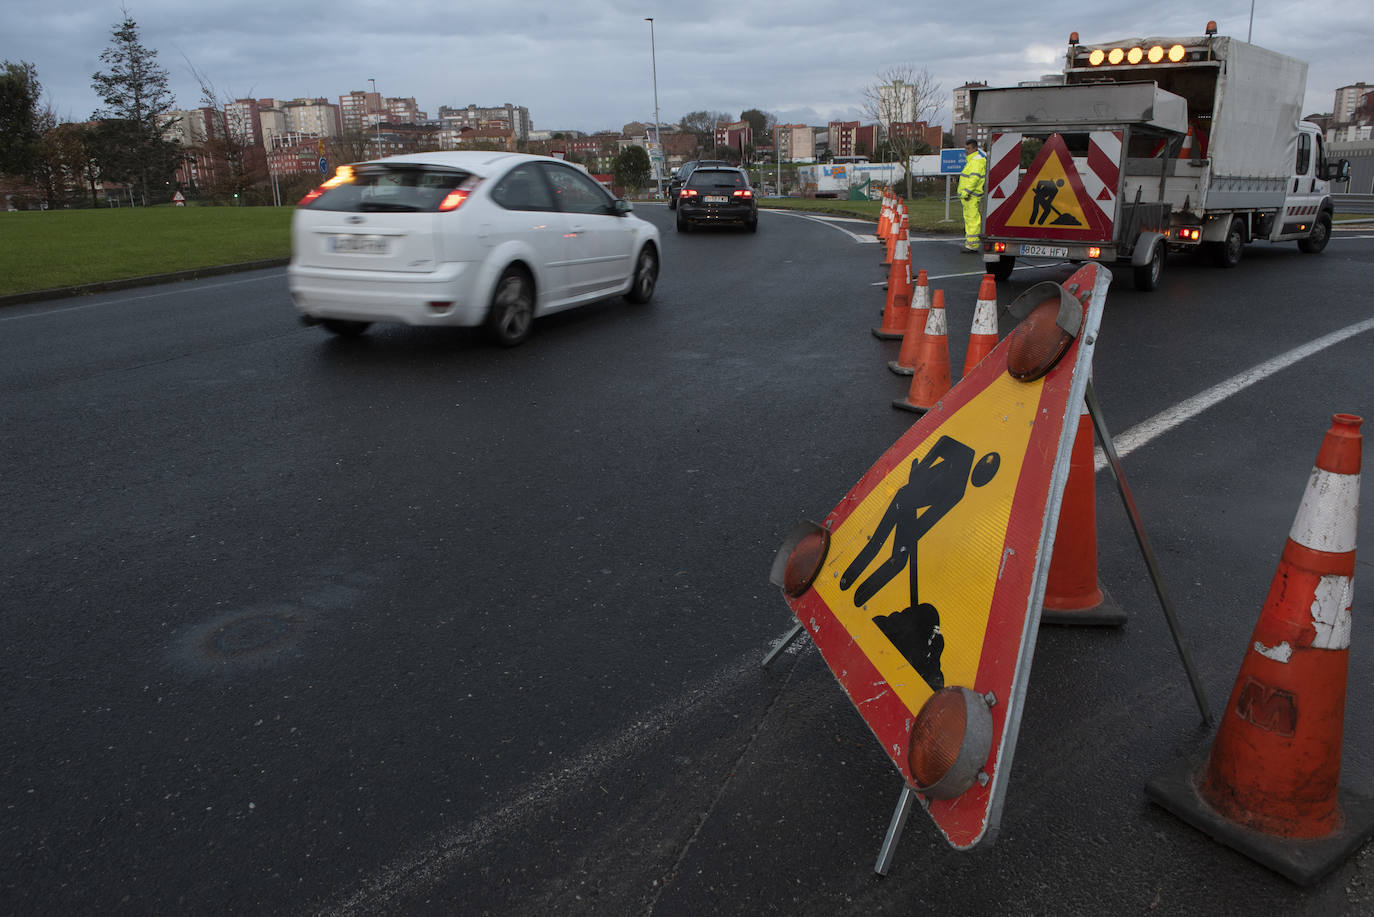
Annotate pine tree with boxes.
[91,11,178,204]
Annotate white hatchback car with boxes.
[288,152,661,345]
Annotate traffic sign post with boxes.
[318,157,329,176]
[940,149,966,222]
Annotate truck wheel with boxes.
[1212,217,1245,268]
[991,256,1015,281]
[1133,241,1166,292]
[1298,212,1331,254]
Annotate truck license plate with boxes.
[1020,244,1069,258]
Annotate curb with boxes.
[0,258,290,308]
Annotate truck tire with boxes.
[1133,240,1166,292]
[1298,212,1331,254]
[991,256,1015,281]
[1211,217,1245,268]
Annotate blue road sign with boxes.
[318,157,329,176]
[940,149,967,175]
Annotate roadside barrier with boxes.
[1146,414,1374,885]
[874,218,913,340]
[1040,397,1126,625]
[892,289,951,414]
[889,288,936,376]
[962,275,1000,376]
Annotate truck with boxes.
[971,21,1350,290]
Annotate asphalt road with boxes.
[3,209,1373,916]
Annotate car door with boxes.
[540,162,633,299]
[486,162,572,305]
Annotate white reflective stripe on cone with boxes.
[1289,468,1360,553]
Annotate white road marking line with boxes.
[313,627,809,916]
[1095,316,1374,470]
[0,271,286,322]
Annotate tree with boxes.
[679,109,732,153]
[0,60,43,182]
[184,59,268,204]
[613,145,651,193]
[861,65,945,199]
[91,11,179,204]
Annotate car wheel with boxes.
[668,197,676,211]
[990,256,1015,281]
[746,217,758,233]
[1212,217,1245,268]
[485,267,534,347]
[1133,240,1165,292]
[320,318,371,337]
[676,214,690,233]
[1298,212,1331,254]
[625,244,658,304]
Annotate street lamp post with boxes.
[369,77,381,156]
[645,18,662,198]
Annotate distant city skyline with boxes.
[9,3,1369,136]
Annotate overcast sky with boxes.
[7,1,1369,134]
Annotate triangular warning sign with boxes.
[991,188,1005,199]
[1097,188,1112,201]
[986,134,1113,242]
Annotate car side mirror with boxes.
[613,199,634,216]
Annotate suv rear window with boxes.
[686,169,747,190]
[305,165,473,212]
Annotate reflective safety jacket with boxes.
[959,150,987,199]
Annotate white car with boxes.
[288,152,661,345]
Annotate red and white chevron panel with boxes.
[1081,131,1121,225]
[987,132,1022,204]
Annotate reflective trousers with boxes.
[962,194,982,251]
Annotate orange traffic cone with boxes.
[1147,413,1374,886]
[873,221,913,340]
[882,211,901,266]
[962,275,1001,377]
[892,290,951,414]
[1040,398,1126,626]
[889,288,936,375]
[877,192,891,241]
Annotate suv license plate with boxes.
[330,235,388,254]
[1020,244,1069,257]
[704,195,728,203]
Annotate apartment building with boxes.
[438,104,532,142]
[225,99,265,146]
[827,121,877,158]
[951,81,988,147]
[774,124,816,163]
[339,90,382,133]
[282,98,341,138]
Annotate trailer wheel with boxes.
[1133,240,1166,292]
[990,256,1015,281]
[1211,217,1245,268]
[1298,212,1331,254]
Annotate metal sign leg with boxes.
[760,622,806,668]
[874,785,916,876]
[1085,381,1213,726]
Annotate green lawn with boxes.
[0,206,293,296]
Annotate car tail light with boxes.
[732,189,753,199]
[1176,227,1200,242]
[297,166,354,206]
[679,189,699,200]
[438,189,469,212]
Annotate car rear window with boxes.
[304,165,473,212]
[687,170,747,190]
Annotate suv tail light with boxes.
[732,189,754,199]
[679,189,700,200]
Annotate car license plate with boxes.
[1020,244,1069,258]
[330,234,388,254]
[704,195,728,203]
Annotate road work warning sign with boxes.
[986,133,1113,241]
[777,262,1110,850]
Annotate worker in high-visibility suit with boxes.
[958,139,987,253]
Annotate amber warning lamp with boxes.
[770,520,830,597]
[909,688,995,798]
[1004,281,1084,381]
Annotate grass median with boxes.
[0,206,293,297]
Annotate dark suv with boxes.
[668,159,731,209]
[675,166,758,233]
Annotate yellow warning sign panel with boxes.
[986,133,1112,241]
[811,375,1042,717]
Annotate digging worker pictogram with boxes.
[959,139,988,252]
[839,436,1001,690]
